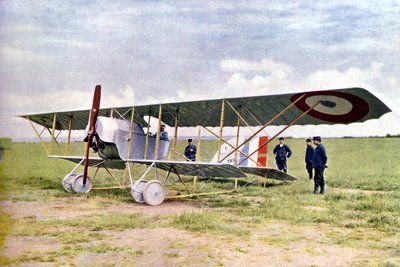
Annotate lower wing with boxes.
[49,155,246,178]
[239,166,297,181]
[50,156,296,181]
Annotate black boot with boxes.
[313,185,319,194]
[320,185,325,195]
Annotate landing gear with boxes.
[71,173,92,193]
[143,180,166,206]
[128,162,166,206]
[62,172,93,193]
[131,179,166,206]
[62,173,78,192]
[131,180,147,203]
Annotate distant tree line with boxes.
[343,134,400,139]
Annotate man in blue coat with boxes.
[305,138,314,179]
[184,139,197,161]
[273,137,292,173]
[153,124,169,141]
[312,136,328,194]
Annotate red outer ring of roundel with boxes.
[290,91,369,123]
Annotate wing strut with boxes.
[237,100,321,166]
[218,93,306,163]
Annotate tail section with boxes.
[211,136,269,167]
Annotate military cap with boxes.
[312,136,321,141]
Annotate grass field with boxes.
[1,137,400,266]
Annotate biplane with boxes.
[20,85,391,205]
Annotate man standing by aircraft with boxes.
[305,138,314,179]
[312,136,328,194]
[273,137,292,173]
[0,142,3,162]
[184,139,197,161]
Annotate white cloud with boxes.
[221,58,292,74]
[303,62,383,89]
[219,57,400,137]
[1,0,400,140]
[326,36,400,54]
[220,58,294,96]
[0,85,137,139]
[0,46,47,62]
[44,38,98,49]
[3,85,136,115]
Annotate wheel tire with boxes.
[131,180,147,203]
[143,180,165,206]
[72,173,92,193]
[62,173,78,192]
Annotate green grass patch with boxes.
[1,138,400,264]
[0,212,13,248]
[44,212,150,231]
[0,214,13,265]
[203,195,252,208]
[173,211,248,236]
[51,242,143,258]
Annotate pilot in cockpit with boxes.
[152,123,169,141]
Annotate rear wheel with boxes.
[72,174,92,193]
[143,180,165,206]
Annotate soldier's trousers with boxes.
[306,163,313,179]
[314,167,325,188]
[276,159,287,173]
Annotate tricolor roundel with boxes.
[291,91,370,123]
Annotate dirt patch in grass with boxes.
[303,205,328,212]
[2,199,398,266]
[331,187,390,195]
[2,235,60,259]
[71,226,387,266]
[1,198,201,220]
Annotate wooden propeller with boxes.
[83,85,101,185]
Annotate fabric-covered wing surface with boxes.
[127,159,246,178]
[20,107,148,131]
[50,156,246,178]
[49,155,127,169]
[240,167,297,181]
[20,88,391,129]
[50,156,297,181]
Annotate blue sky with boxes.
[1,0,399,140]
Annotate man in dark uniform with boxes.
[0,142,3,162]
[312,136,328,194]
[305,138,314,179]
[273,137,292,173]
[184,138,197,161]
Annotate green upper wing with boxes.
[20,87,391,129]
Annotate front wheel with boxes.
[72,174,92,193]
[143,180,165,206]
